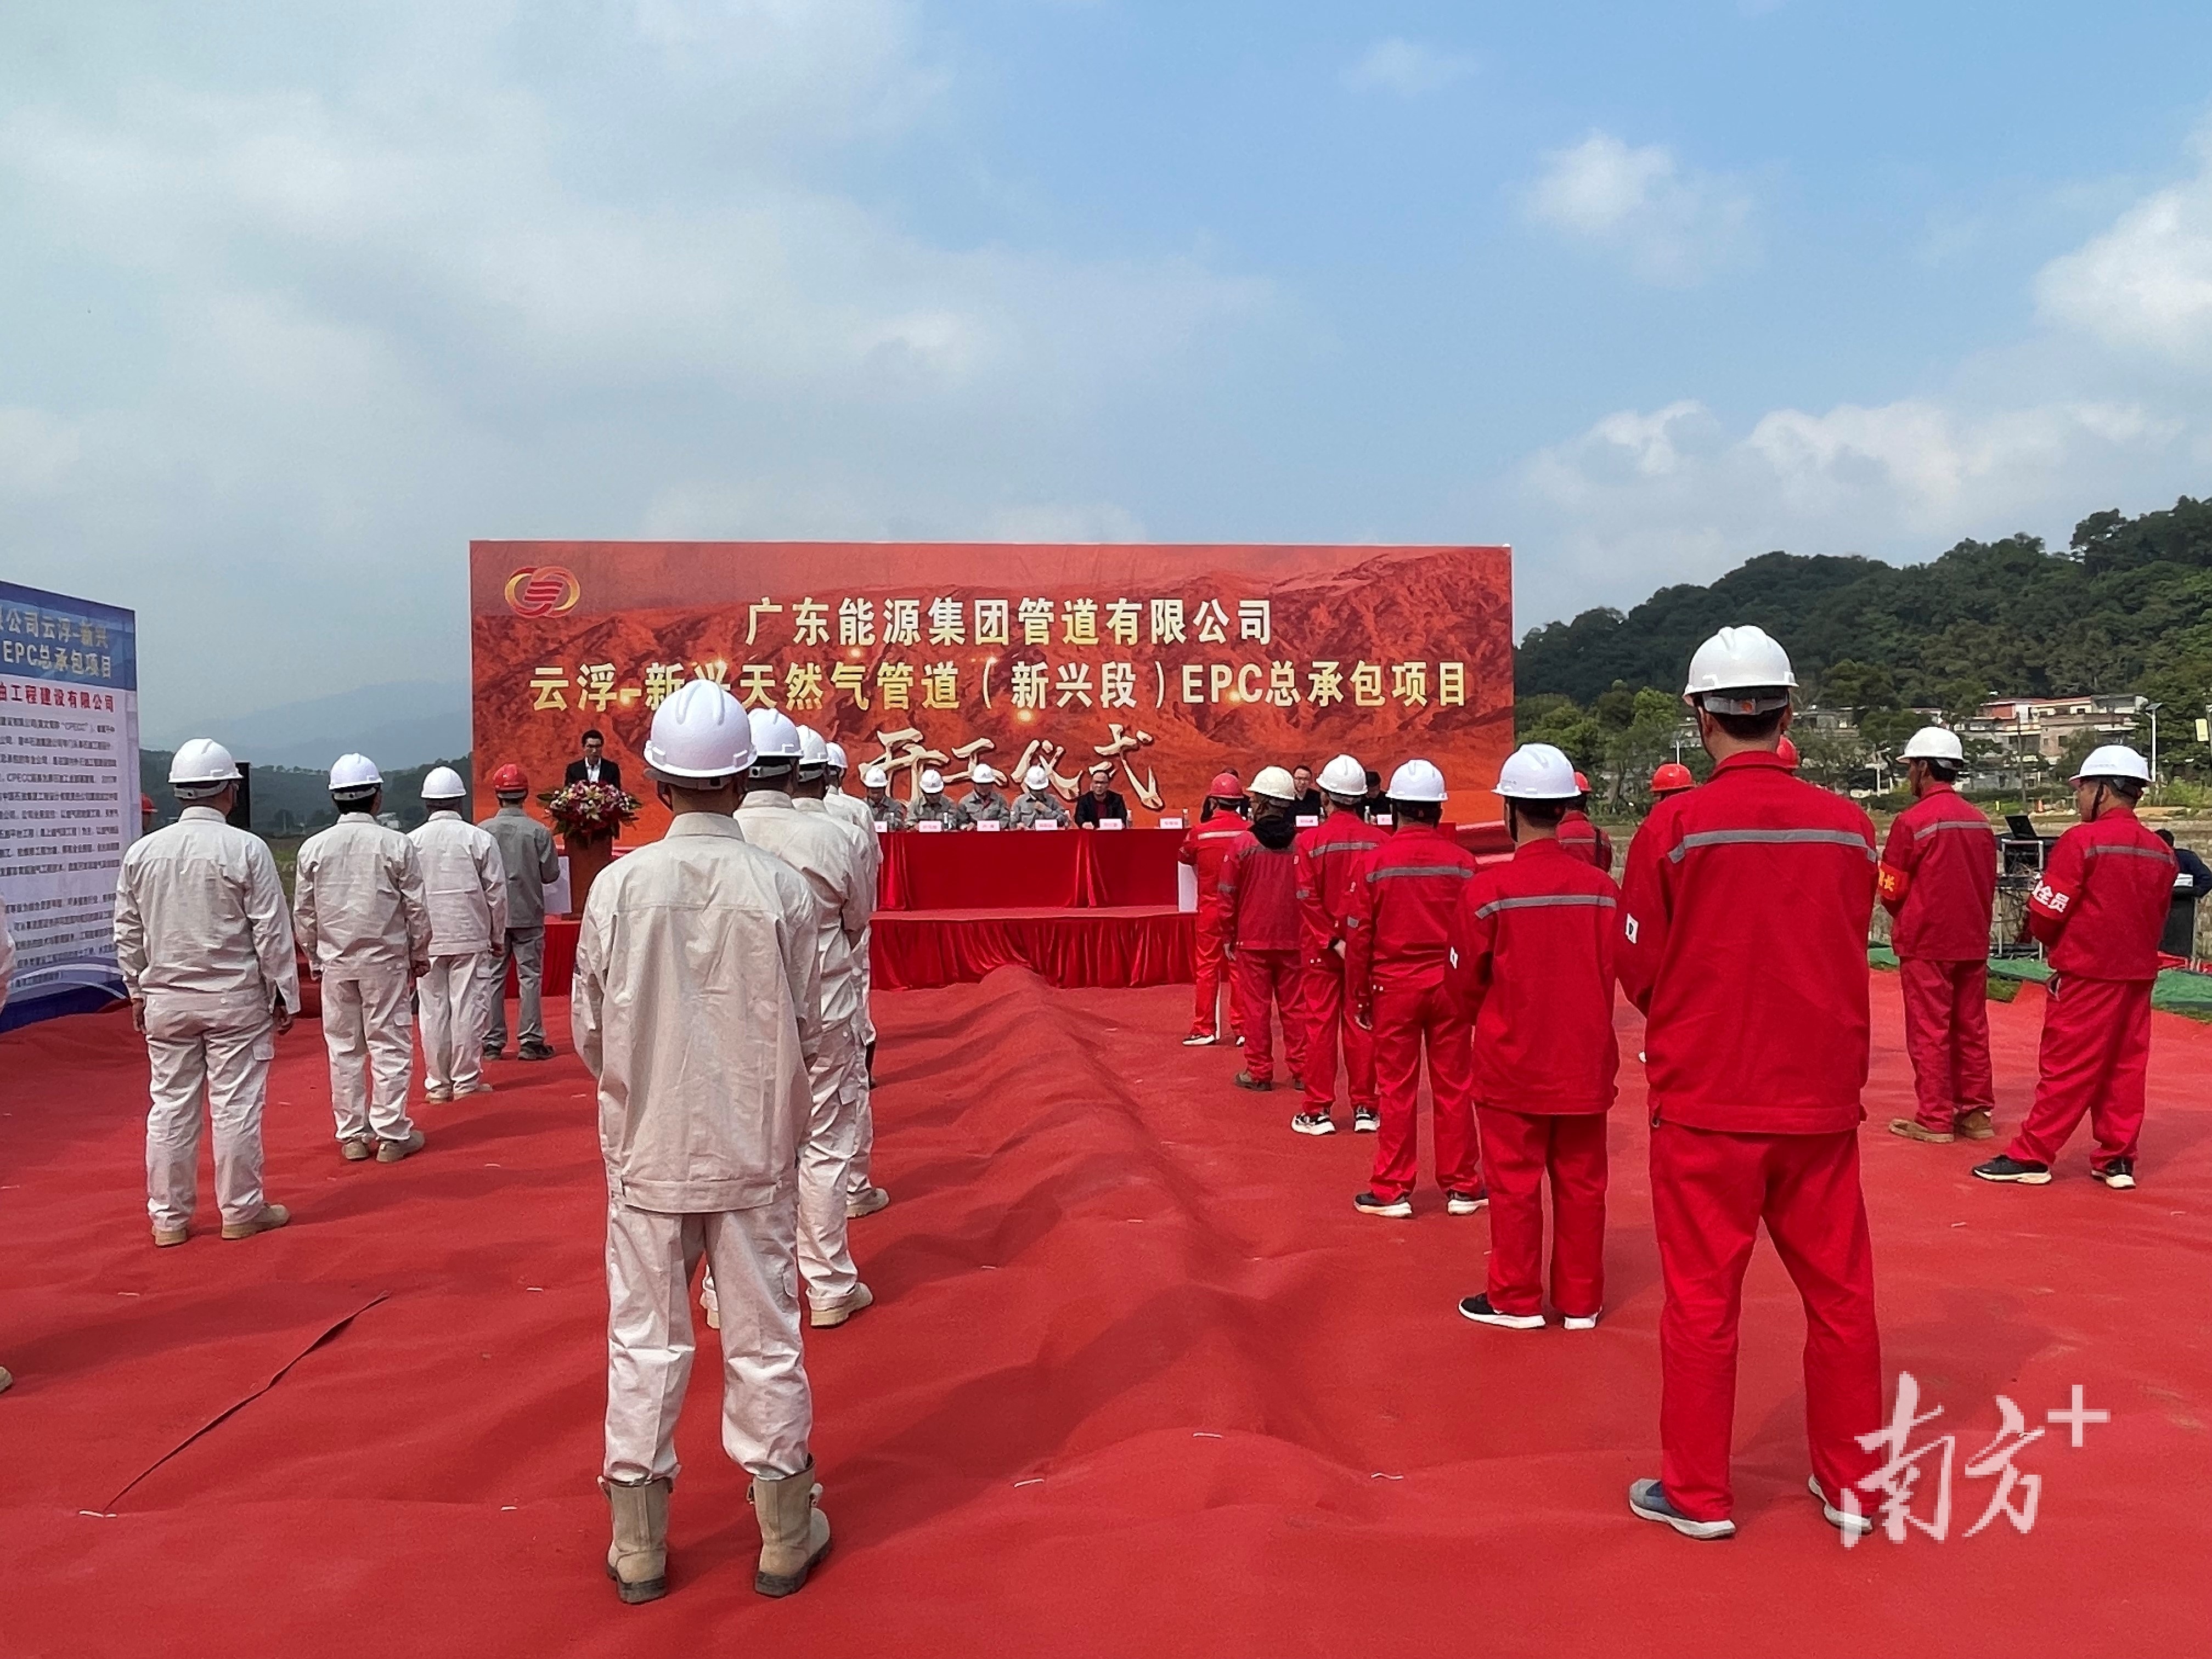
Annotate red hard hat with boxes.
[1572,771,1591,793]
[140,794,155,812]
[490,763,529,793]
[1651,762,1694,793]
[1208,771,1246,798]
[1778,736,1801,768]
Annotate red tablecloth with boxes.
[871,906,1194,991]
[874,827,1182,911]
[507,917,580,999]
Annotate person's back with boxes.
[823,789,870,833]
[1883,784,1997,961]
[2037,808,2174,980]
[1218,775,1305,1088]
[296,814,428,974]
[481,802,557,929]
[1557,806,1613,873]
[1344,820,1479,993]
[1620,754,1877,1131]
[118,808,295,1018]
[1289,795,1390,1135]
[737,792,866,1030]
[409,812,506,957]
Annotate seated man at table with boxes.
[1075,764,1130,827]
[956,764,1011,828]
[1010,767,1071,828]
[862,766,908,831]
[910,770,963,830]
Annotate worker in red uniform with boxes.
[1650,761,1694,802]
[1290,753,1390,1136]
[1976,744,2174,1189]
[1342,759,1482,1217]
[1449,743,1620,1329]
[1556,771,1614,872]
[1180,774,1250,1047]
[1881,726,2001,1144]
[1618,624,1881,1542]
[1219,768,1304,1091]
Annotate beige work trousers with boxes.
[797,1011,868,1305]
[320,966,416,1144]
[417,953,487,1091]
[144,1000,275,1231]
[604,1195,812,1483]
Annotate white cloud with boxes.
[0,408,82,495]
[1343,37,1477,99]
[1524,131,1756,285]
[2035,126,2212,364]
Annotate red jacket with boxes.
[1179,816,1250,921]
[1879,784,1999,961]
[2028,806,2175,980]
[1558,810,1613,872]
[1218,830,1301,951]
[1342,822,1479,1008]
[1449,838,1621,1113]
[1293,809,1390,961]
[1618,751,1878,1135]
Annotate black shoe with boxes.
[1233,1071,1272,1092]
[1352,1108,1379,1133]
[2090,1157,2136,1190]
[518,1040,557,1062]
[1628,1478,1735,1540]
[1353,1190,1413,1218]
[482,1043,506,1060]
[1972,1154,2051,1185]
[1457,1294,1543,1330]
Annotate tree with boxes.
[1818,659,1899,718]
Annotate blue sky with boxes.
[7,1,2212,724]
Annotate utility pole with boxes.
[2148,701,2162,789]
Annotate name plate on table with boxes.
[977,820,1003,832]
[1159,816,1184,829]
[1100,819,1125,830]
[1295,815,1319,828]
[1032,822,1061,831]
[917,820,945,833]
[1373,815,1394,828]
[874,822,888,833]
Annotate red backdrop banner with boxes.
[470,542,1514,841]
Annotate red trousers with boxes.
[1899,957,1994,1129]
[1650,1123,1881,1523]
[1476,1107,1607,1317]
[1300,955,1375,1118]
[2007,974,2152,1167]
[1231,947,1301,1083]
[1368,979,1479,1200]
[1190,911,1242,1039]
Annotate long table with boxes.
[874,826,1183,911]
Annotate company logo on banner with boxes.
[0,580,140,1031]
[504,567,582,618]
[469,541,1513,841]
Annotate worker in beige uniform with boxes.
[574,678,831,1604]
[294,753,433,1163]
[718,715,875,1329]
[113,740,300,1246]
[408,768,508,1103]
[796,730,889,1218]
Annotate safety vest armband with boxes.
[1876,861,1910,902]
[2029,879,2071,918]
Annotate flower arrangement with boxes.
[541,781,641,840]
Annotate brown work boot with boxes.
[750,1460,831,1598]
[845,1186,890,1220]
[809,1283,873,1329]
[601,1475,672,1604]
[152,1224,189,1248]
[1233,1071,1272,1092]
[221,1204,290,1240]
[376,1130,427,1163]
[341,1136,375,1161]
[1887,1118,1954,1144]
[1955,1108,1996,1141]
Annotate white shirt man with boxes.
[409,770,509,1103]
[114,743,300,1245]
[294,755,433,1163]
[573,678,831,1604]
[736,715,876,1328]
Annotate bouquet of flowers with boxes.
[541,781,641,840]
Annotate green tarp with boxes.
[1867,946,2212,1019]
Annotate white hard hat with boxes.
[825,741,849,772]
[971,763,1001,786]
[1250,765,1299,802]
[861,765,889,789]
[920,769,946,793]
[330,753,383,793]
[1492,743,1579,800]
[421,766,467,802]
[1389,759,1448,803]
[1900,726,1966,764]
[746,707,803,761]
[2072,743,2151,785]
[1317,754,1365,797]
[169,738,242,792]
[645,679,755,781]
[1025,765,1051,791]
[796,726,830,775]
[1683,625,1797,710]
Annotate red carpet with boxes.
[871,905,1194,990]
[2,973,2209,1657]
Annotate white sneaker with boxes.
[1445,1191,1488,1216]
[1562,1312,1600,1331]
[1629,1479,1735,1540]
[1182,1032,1218,1047]
[810,1283,875,1329]
[845,1186,891,1219]
[1809,1474,1873,1536]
